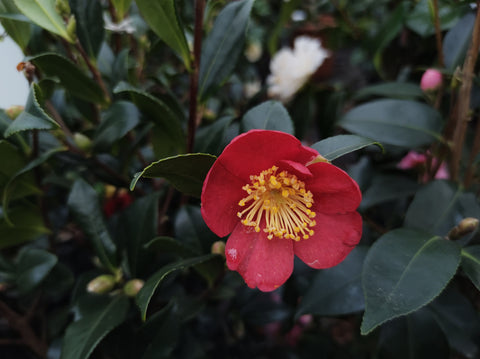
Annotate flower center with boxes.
[237,166,316,241]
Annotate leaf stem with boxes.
[186,0,205,153]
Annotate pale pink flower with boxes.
[420,69,442,91]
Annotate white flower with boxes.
[103,15,136,34]
[244,80,261,99]
[267,36,329,103]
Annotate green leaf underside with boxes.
[241,100,294,135]
[338,99,443,148]
[311,134,382,161]
[136,254,217,320]
[361,228,461,335]
[13,0,74,42]
[130,153,216,197]
[461,246,480,291]
[135,0,191,70]
[60,296,129,359]
[353,82,424,101]
[360,175,419,210]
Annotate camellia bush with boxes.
[1,0,480,358]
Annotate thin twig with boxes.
[186,0,205,153]
[432,0,445,68]
[464,114,480,187]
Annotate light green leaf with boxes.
[61,295,129,359]
[241,100,294,135]
[311,134,382,161]
[338,99,443,148]
[199,0,254,99]
[136,254,217,320]
[361,228,461,335]
[13,0,74,42]
[130,153,216,197]
[135,0,191,70]
[0,0,31,49]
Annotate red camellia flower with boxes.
[201,130,362,291]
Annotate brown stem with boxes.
[0,299,47,358]
[464,114,480,187]
[432,0,445,68]
[186,0,205,153]
[450,2,480,181]
[107,0,122,53]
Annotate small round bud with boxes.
[87,274,116,294]
[123,279,144,297]
[5,105,24,120]
[447,217,479,240]
[55,0,71,16]
[420,69,442,91]
[73,132,92,152]
[245,41,263,63]
[211,241,226,257]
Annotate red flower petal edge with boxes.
[201,130,362,291]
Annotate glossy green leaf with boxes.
[15,248,57,294]
[361,228,461,335]
[70,0,104,58]
[144,237,196,257]
[130,153,216,197]
[194,116,233,155]
[353,82,424,101]
[338,99,443,148]
[241,100,294,135]
[93,101,140,152]
[428,287,480,358]
[13,0,74,42]
[377,308,449,359]
[4,83,59,137]
[360,174,419,210]
[461,245,480,291]
[198,0,254,99]
[67,179,116,272]
[111,0,132,19]
[0,204,50,249]
[368,2,407,54]
[60,295,129,359]
[136,254,217,320]
[297,246,367,317]
[311,134,382,161]
[175,205,218,253]
[443,12,475,70]
[114,82,185,152]
[404,181,480,237]
[0,0,31,49]
[29,53,108,105]
[135,0,191,70]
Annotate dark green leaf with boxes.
[67,179,116,272]
[241,100,294,135]
[338,99,443,148]
[114,82,185,153]
[0,0,31,49]
[130,153,216,197]
[174,205,218,253]
[15,248,57,294]
[144,237,196,257]
[93,101,140,152]
[368,2,408,54]
[29,53,108,105]
[135,0,191,70]
[443,12,475,70]
[353,82,424,101]
[70,0,104,58]
[311,134,382,161]
[194,116,233,155]
[60,295,129,359]
[4,83,60,138]
[297,246,367,317]
[361,228,461,335]
[199,0,254,99]
[461,245,480,291]
[360,174,419,210]
[136,254,217,320]
[404,181,480,237]
[13,0,74,42]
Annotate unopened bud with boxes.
[420,69,442,91]
[73,132,92,152]
[5,105,24,120]
[55,0,71,16]
[123,279,144,297]
[447,217,479,240]
[211,241,226,257]
[87,274,116,294]
[66,15,77,41]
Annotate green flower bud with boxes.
[66,15,77,41]
[73,132,92,153]
[87,275,116,294]
[55,0,71,16]
[5,105,24,120]
[211,241,226,257]
[123,279,144,297]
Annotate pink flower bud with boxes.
[420,69,442,91]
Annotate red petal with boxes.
[225,223,294,292]
[293,211,362,269]
[201,161,246,237]
[306,162,361,213]
[217,130,318,183]
[276,160,313,180]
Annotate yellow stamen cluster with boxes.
[237,166,316,241]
